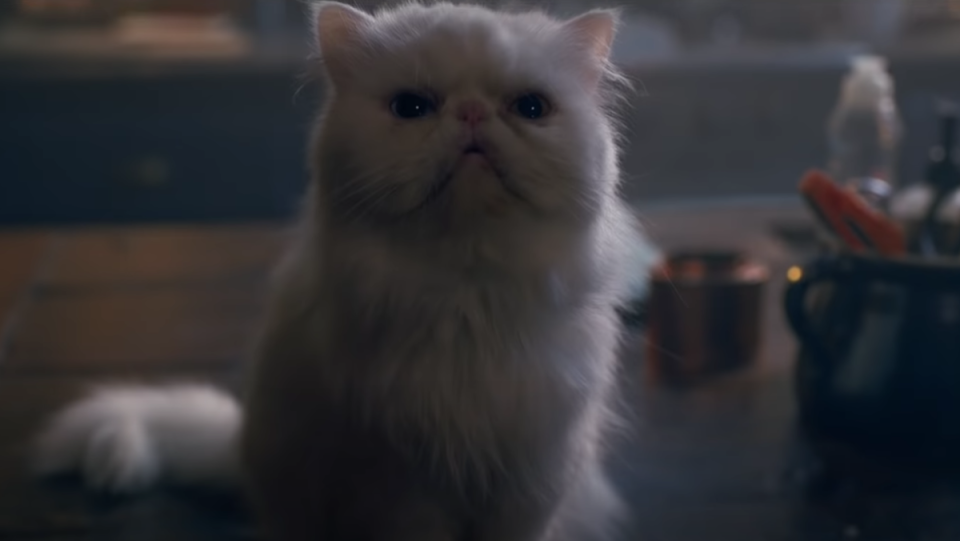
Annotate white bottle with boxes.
[889,101,960,252]
[827,55,903,208]
[887,182,955,243]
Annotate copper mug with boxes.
[644,251,768,385]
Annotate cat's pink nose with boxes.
[456,100,489,126]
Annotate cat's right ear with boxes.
[311,2,374,86]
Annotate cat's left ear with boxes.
[563,9,619,63]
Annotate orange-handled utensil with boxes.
[799,169,906,256]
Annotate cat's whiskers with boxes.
[517,164,601,217]
[329,178,373,203]
[330,167,403,222]
[339,183,402,224]
[361,184,406,221]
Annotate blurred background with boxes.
[1,4,960,539]
[2,0,959,224]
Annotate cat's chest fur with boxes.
[328,276,592,414]
[303,260,616,487]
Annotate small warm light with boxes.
[786,266,803,283]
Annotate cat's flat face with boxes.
[313,2,621,238]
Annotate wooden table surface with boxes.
[1,201,958,541]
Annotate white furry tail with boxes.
[34,384,241,495]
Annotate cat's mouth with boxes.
[461,143,492,165]
[401,143,532,217]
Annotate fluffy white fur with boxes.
[35,3,641,540]
[35,384,240,493]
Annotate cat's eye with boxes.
[511,93,551,120]
[390,92,436,119]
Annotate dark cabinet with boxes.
[1,64,316,225]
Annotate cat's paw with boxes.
[80,419,160,494]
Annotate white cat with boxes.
[34,2,642,540]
